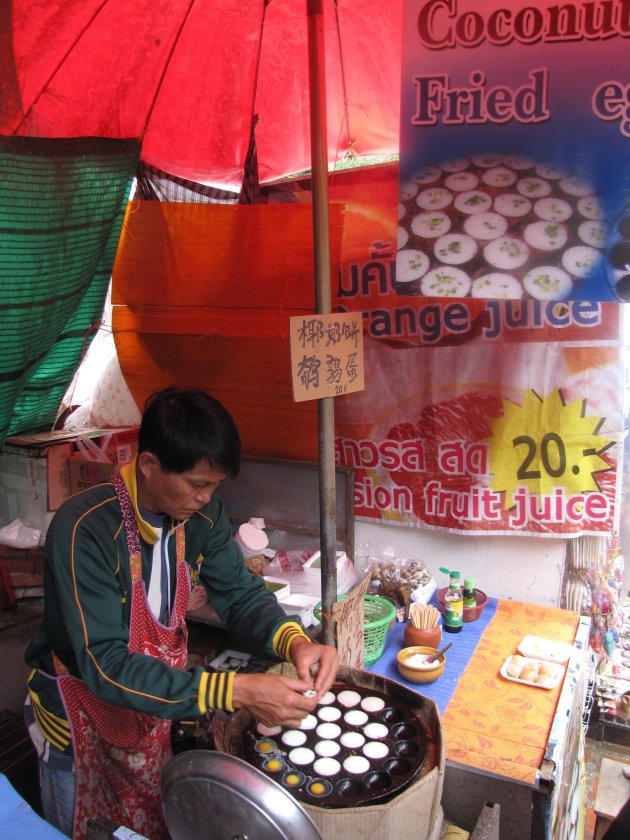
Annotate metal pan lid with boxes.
[161,750,322,840]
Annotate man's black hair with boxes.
[138,386,241,478]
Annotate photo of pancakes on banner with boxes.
[396,152,630,301]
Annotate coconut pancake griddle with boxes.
[161,750,322,840]
[240,683,427,808]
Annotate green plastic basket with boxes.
[314,594,397,665]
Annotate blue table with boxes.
[0,774,66,839]
[367,595,499,714]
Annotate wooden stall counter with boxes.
[369,598,590,840]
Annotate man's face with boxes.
[137,453,226,520]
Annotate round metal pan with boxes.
[161,750,322,840]
[242,684,427,808]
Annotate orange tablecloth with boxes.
[441,600,580,784]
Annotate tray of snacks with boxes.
[500,654,564,689]
[517,635,574,664]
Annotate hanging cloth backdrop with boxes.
[0,136,139,442]
[111,200,345,462]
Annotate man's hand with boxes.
[231,672,318,728]
[289,637,340,699]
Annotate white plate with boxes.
[517,635,574,663]
[500,654,564,690]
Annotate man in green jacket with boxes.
[25,386,339,839]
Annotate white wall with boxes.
[354,520,566,607]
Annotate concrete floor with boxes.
[583,724,630,839]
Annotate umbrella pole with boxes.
[307,0,337,648]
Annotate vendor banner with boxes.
[335,327,624,536]
[328,164,625,536]
[398,0,630,302]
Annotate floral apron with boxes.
[55,474,190,840]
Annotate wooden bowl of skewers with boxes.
[404,603,442,649]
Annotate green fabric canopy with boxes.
[0,137,139,443]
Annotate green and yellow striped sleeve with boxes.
[272,621,311,662]
[198,670,235,714]
[28,683,72,752]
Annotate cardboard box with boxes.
[303,668,444,840]
[306,766,443,840]
[67,427,139,494]
[68,457,116,493]
[0,444,58,536]
[0,427,139,536]
[216,665,445,840]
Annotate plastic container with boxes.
[234,522,268,558]
[500,654,564,689]
[314,595,397,665]
[263,576,290,601]
[517,635,574,664]
[277,593,319,628]
[437,587,489,622]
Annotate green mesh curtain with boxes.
[0,136,139,443]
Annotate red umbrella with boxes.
[2,0,402,642]
[2,0,401,187]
